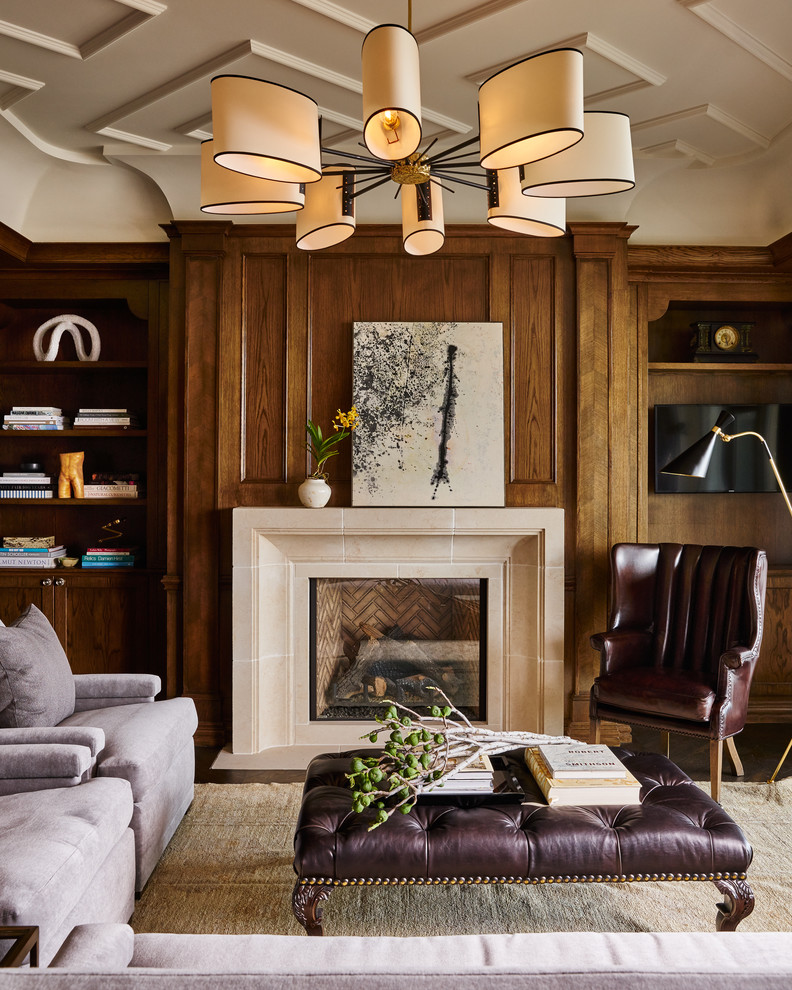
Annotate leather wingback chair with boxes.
[590,543,767,803]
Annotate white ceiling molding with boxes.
[678,0,792,83]
[0,108,104,164]
[0,69,44,111]
[415,0,529,46]
[85,37,470,152]
[287,0,376,35]
[636,138,716,167]
[0,0,166,62]
[633,104,770,149]
[466,31,666,102]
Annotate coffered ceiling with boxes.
[1,0,791,244]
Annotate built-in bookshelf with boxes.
[0,277,168,680]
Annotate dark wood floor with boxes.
[195,722,792,785]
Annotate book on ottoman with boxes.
[524,748,642,806]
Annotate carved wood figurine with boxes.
[58,451,84,498]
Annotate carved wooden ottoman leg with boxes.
[292,881,332,936]
[713,878,755,931]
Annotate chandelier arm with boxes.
[350,174,395,198]
[432,161,483,169]
[426,135,481,163]
[420,136,439,157]
[431,173,489,191]
[321,147,384,165]
[430,180,457,194]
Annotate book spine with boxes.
[81,554,135,562]
[73,418,135,425]
[80,561,135,568]
[2,425,64,431]
[11,407,62,413]
[84,547,136,553]
[82,492,139,498]
[82,485,137,493]
[0,490,53,498]
[0,557,57,567]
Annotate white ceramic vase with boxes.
[298,477,331,508]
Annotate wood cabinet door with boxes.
[0,573,56,626]
[53,571,155,676]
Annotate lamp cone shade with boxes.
[211,75,321,183]
[486,168,566,235]
[661,410,735,477]
[519,111,635,198]
[362,24,422,161]
[401,181,444,256]
[200,141,305,214]
[296,166,356,251]
[478,48,584,171]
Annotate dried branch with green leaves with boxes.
[347,689,574,829]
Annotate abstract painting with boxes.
[352,321,504,506]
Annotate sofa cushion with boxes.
[61,698,198,799]
[0,605,75,728]
[0,776,133,935]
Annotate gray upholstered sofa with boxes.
[0,604,198,964]
[1,924,791,987]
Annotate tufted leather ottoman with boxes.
[292,748,754,935]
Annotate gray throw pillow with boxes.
[0,604,75,727]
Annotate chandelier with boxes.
[201,7,635,256]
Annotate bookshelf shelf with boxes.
[2,361,147,373]
[0,498,147,506]
[1,430,147,438]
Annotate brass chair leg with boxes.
[724,737,744,777]
[709,739,723,804]
[590,718,601,745]
[768,735,792,784]
[660,731,671,758]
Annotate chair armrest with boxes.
[590,629,652,676]
[720,647,758,671]
[73,673,161,710]
[0,743,93,794]
[0,725,105,758]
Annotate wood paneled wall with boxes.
[166,221,597,744]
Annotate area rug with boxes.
[130,778,792,936]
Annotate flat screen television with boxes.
[654,404,792,493]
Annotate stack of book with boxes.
[0,536,66,567]
[72,408,141,430]
[423,752,496,793]
[0,469,54,498]
[524,744,642,806]
[81,546,138,568]
[2,407,68,430]
[83,473,142,499]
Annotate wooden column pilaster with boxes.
[163,221,231,744]
[568,222,636,741]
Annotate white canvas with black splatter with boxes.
[352,322,504,506]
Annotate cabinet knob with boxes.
[54,577,66,586]
[41,578,52,586]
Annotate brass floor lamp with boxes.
[661,409,792,783]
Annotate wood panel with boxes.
[241,254,287,483]
[306,254,490,502]
[752,573,792,720]
[510,255,555,484]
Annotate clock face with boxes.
[714,325,740,351]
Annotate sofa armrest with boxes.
[73,673,161,710]
[0,725,105,757]
[0,743,93,794]
[50,924,134,970]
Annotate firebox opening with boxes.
[309,577,487,722]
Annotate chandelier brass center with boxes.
[391,155,431,185]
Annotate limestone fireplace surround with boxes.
[215,506,564,769]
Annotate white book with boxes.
[0,555,58,567]
[10,407,62,414]
[536,744,628,779]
